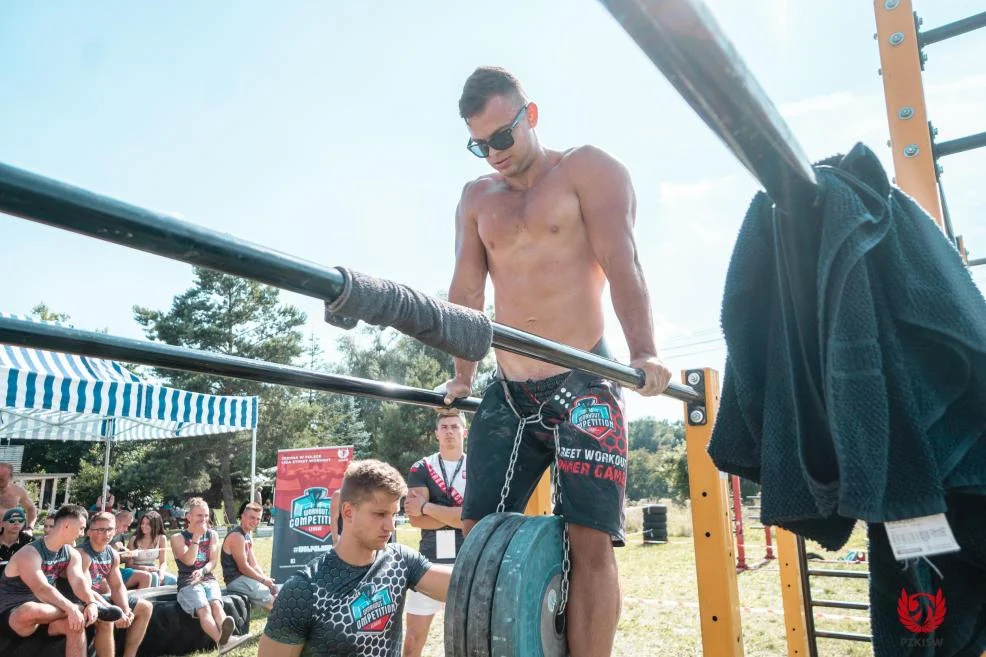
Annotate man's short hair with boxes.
[241,502,263,516]
[459,66,527,119]
[340,460,407,506]
[53,504,89,527]
[88,511,115,527]
[185,497,209,514]
[436,410,467,429]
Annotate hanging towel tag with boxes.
[885,514,960,561]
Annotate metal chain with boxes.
[551,424,572,615]
[496,417,528,513]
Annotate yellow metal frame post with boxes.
[683,368,743,657]
[776,528,812,657]
[873,0,944,227]
[524,472,552,515]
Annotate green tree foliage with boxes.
[335,325,494,477]
[624,417,690,503]
[132,268,308,519]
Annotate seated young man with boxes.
[221,502,277,611]
[258,459,452,657]
[0,504,122,657]
[0,507,34,577]
[80,512,153,657]
[169,498,236,648]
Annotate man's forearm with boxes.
[36,584,81,613]
[608,261,658,360]
[424,504,463,529]
[449,286,484,378]
[409,515,448,530]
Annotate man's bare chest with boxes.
[475,183,582,250]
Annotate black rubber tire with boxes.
[643,527,668,542]
[0,629,97,657]
[133,589,252,657]
[642,505,667,518]
[643,520,667,532]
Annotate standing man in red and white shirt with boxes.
[402,411,467,657]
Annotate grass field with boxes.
[164,503,874,657]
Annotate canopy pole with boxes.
[250,428,258,505]
[100,419,114,511]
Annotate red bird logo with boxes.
[897,588,946,633]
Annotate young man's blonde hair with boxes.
[242,502,263,515]
[88,511,115,526]
[339,459,407,506]
[185,497,209,514]
[435,410,467,429]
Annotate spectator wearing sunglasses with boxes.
[0,508,33,576]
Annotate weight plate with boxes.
[490,515,569,657]
[465,514,528,657]
[445,513,516,657]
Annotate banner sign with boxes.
[271,445,352,580]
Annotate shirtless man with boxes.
[440,66,672,657]
[0,464,37,533]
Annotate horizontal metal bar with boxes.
[810,599,870,611]
[935,131,986,158]
[596,0,818,214]
[492,324,702,403]
[813,630,872,643]
[0,161,704,405]
[0,316,481,413]
[807,568,869,580]
[920,11,986,46]
[968,257,986,267]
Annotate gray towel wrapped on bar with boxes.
[324,266,492,362]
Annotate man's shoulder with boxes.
[559,145,627,178]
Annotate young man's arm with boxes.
[444,182,489,403]
[106,551,134,625]
[421,503,463,529]
[16,549,87,629]
[15,485,38,529]
[64,548,102,625]
[405,486,446,530]
[201,530,220,578]
[412,564,453,602]
[228,533,273,585]
[257,635,305,657]
[573,146,671,396]
[170,533,199,566]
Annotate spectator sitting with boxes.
[89,493,115,514]
[126,511,176,587]
[110,510,152,590]
[221,502,277,611]
[43,516,55,536]
[170,498,236,648]
[0,507,33,577]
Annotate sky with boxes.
[1,1,984,423]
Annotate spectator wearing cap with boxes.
[0,507,33,576]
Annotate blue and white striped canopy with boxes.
[0,326,258,442]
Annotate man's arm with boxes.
[16,485,38,528]
[170,533,198,566]
[15,549,86,628]
[257,635,304,657]
[228,533,272,585]
[573,146,671,396]
[422,503,463,529]
[405,487,447,530]
[106,552,133,618]
[65,548,102,607]
[412,564,453,602]
[445,182,489,400]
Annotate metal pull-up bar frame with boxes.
[597,0,820,216]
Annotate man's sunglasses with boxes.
[467,105,529,158]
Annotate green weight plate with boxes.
[465,514,528,657]
[490,515,569,657]
[444,512,515,657]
